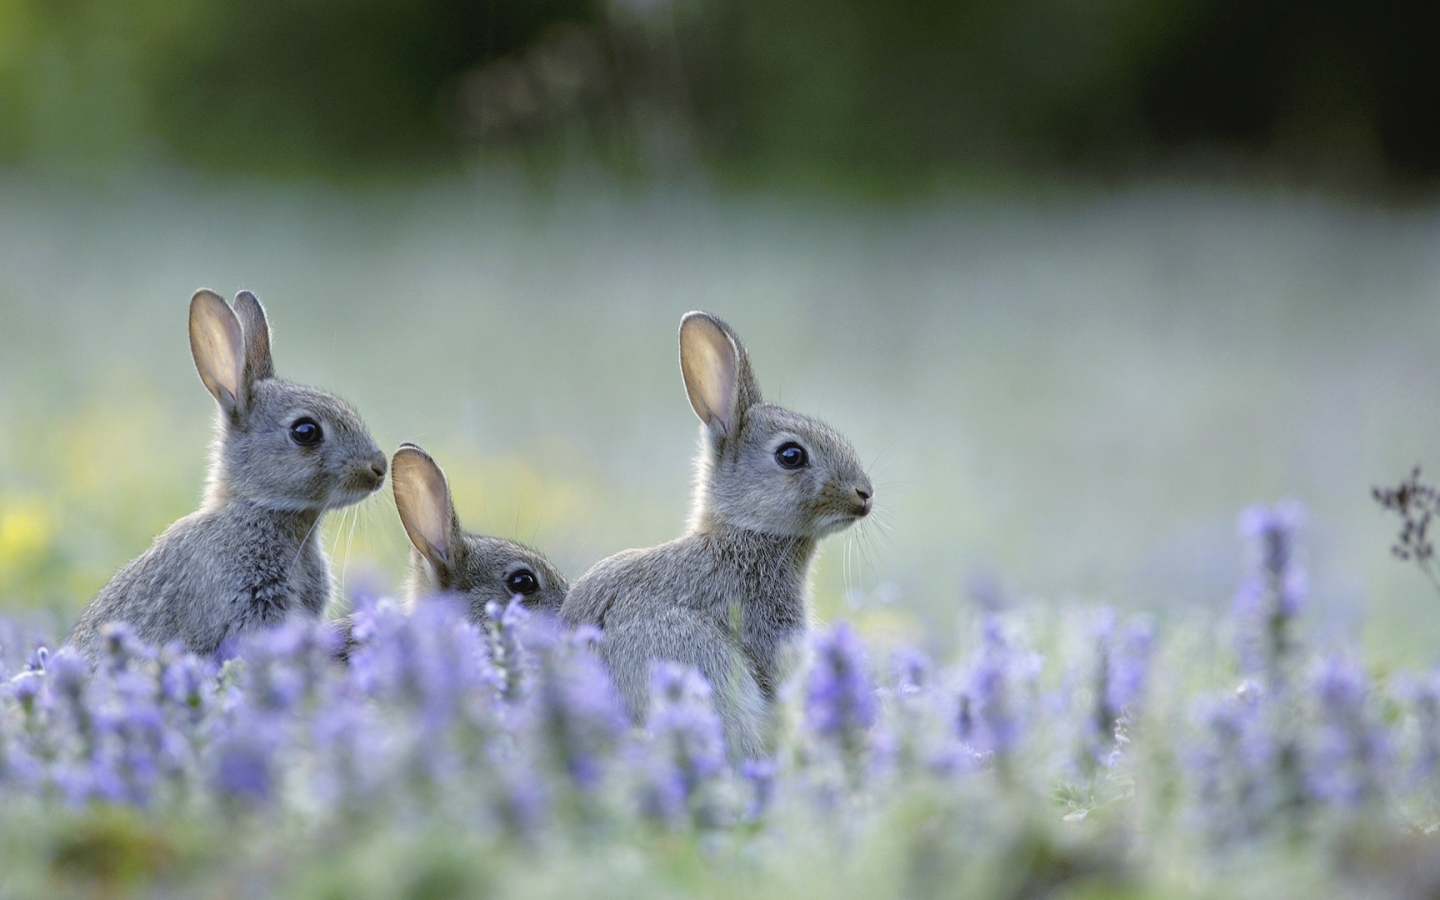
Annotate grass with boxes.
[0,172,1438,652]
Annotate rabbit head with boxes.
[392,442,568,619]
[189,289,387,512]
[680,311,873,539]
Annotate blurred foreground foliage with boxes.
[2,505,1440,899]
[0,0,1436,188]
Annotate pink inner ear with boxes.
[394,453,453,563]
[215,333,244,401]
[191,295,246,409]
[682,318,739,432]
[709,349,737,431]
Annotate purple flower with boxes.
[806,622,877,779]
[212,737,274,804]
[1104,617,1155,716]
[10,669,42,715]
[341,597,505,797]
[348,598,496,722]
[101,668,170,804]
[1084,610,1155,767]
[739,757,778,821]
[231,619,344,713]
[160,650,218,727]
[207,688,290,810]
[489,748,550,839]
[527,639,628,792]
[43,650,97,752]
[882,645,979,778]
[1234,501,1307,686]
[890,646,932,701]
[1188,686,1277,842]
[636,663,728,826]
[486,597,537,704]
[98,621,152,675]
[1307,655,1389,808]
[1398,669,1440,788]
[956,618,1039,766]
[307,691,388,815]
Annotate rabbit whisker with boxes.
[849,537,866,592]
[341,499,362,596]
[867,439,898,474]
[329,507,351,596]
[866,514,896,544]
[849,533,864,602]
[856,523,882,577]
[285,504,330,584]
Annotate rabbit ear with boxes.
[189,289,247,418]
[393,443,460,571]
[680,311,760,436]
[232,291,274,382]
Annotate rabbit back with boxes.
[597,586,769,758]
[564,529,816,757]
[69,501,330,661]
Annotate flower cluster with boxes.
[1,502,1438,896]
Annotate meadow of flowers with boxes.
[0,501,1436,899]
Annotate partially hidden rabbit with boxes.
[67,289,388,664]
[560,311,873,758]
[333,442,569,658]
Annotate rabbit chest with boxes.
[217,504,332,628]
[702,531,817,701]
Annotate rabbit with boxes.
[67,289,388,665]
[561,311,873,759]
[332,442,568,658]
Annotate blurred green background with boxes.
[3,0,1438,186]
[1,0,1439,663]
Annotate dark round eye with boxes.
[289,417,323,447]
[505,569,540,596]
[775,442,809,470]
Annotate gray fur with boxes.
[68,289,386,664]
[332,443,568,658]
[561,311,873,758]
[394,442,568,619]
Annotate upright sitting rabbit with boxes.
[68,289,388,664]
[334,443,568,658]
[561,311,873,758]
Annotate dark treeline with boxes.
[2,0,1436,189]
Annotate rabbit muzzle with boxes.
[806,476,873,536]
[854,486,873,517]
[332,454,387,504]
[849,473,874,519]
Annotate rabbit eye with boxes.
[289,417,323,447]
[775,442,809,470]
[506,569,540,596]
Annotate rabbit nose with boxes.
[854,479,873,515]
[370,455,388,480]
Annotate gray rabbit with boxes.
[333,442,568,658]
[561,311,873,758]
[68,289,387,664]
